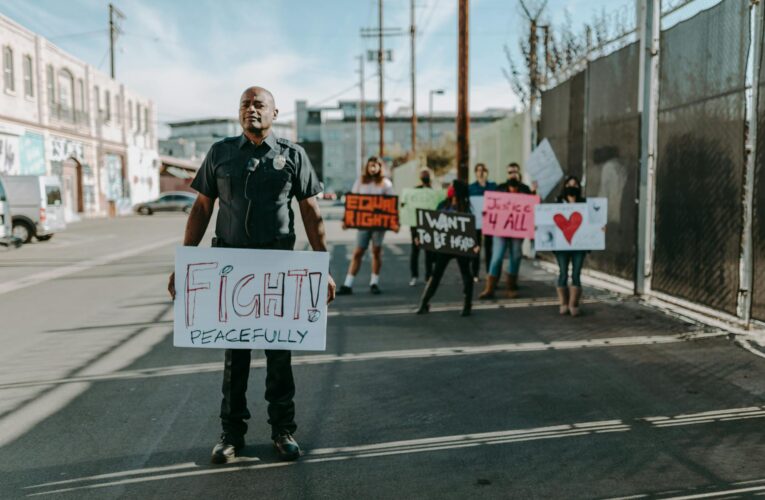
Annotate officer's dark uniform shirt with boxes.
[190,133,322,247]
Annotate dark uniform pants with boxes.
[214,236,297,440]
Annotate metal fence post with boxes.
[738,0,763,324]
[635,0,660,295]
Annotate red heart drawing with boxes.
[553,212,583,244]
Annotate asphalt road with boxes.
[1,204,765,499]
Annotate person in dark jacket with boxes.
[468,163,497,282]
[479,162,535,299]
[415,180,479,317]
[554,175,587,316]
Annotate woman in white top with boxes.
[337,156,395,295]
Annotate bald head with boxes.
[239,86,278,137]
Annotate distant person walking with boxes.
[554,176,586,316]
[480,162,534,300]
[337,156,396,295]
[416,180,479,317]
[406,168,436,286]
[468,163,497,282]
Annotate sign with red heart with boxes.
[534,198,607,251]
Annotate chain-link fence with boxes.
[539,71,586,202]
[652,0,749,315]
[538,0,754,319]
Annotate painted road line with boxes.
[0,331,723,390]
[0,237,178,296]
[24,404,765,496]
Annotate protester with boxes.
[407,168,436,286]
[337,156,396,295]
[415,180,479,317]
[554,175,587,316]
[468,163,497,282]
[479,162,534,300]
[167,86,335,464]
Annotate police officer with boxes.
[168,86,336,464]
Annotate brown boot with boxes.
[506,274,519,298]
[569,286,582,316]
[479,275,498,300]
[556,287,569,315]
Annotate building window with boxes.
[76,79,85,113]
[22,55,33,97]
[94,85,101,119]
[3,46,14,92]
[57,69,74,122]
[104,90,112,123]
[127,100,132,129]
[136,103,141,132]
[46,64,55,105]
[114,94,120,124]
[143,106,149,135]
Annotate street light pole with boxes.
[429,89,444,149]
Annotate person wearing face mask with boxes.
[468,163,497,282]
[415,180,479,317]
[406,168,436,286]
[554,176,587,316]
[479,162,534,299]
[337,156,396,296]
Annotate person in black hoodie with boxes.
[554,175,587,316]
[415,180,480,317]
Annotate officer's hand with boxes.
[326,274,336,304]
[168,272,176,300]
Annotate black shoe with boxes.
[461,301,472,317]
[273,433,301,461]
[370,284,381,295]
[337,285,353,295]
[211,434,244,464]
[416,303,430,315]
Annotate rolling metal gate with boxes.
[584,43,641,282]
[651,0,750,315]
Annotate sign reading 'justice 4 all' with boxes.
[173,247,329,351]
[481,191,541,239]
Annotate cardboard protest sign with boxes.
[344,193,400,231]
[174,246,329,351]
[415,209,478,257]
[526,138,564,200]
[400,188,445,227]
[534,198,608,251]
[469,195,484,230]
[481,191,540,239]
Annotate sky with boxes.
[0,0,717,138]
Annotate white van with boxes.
[2,175,66,243]
[0,176,11,243]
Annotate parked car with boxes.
[2,175,66,244]
[134,191,196,215]
[0,176,21,248]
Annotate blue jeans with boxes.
[554,251,586,287]
[489,237,523,278]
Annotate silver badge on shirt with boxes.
[273,155,287,170]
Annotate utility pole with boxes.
[456,0,469,182]
[410,0,417,155]
[357,55,366,167]
[528,18,539,120]
[378,0,385,158]
[108,3,125,79]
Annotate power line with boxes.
[49,29,108,40]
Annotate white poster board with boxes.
[469,195,484,230]
[174,246,329,351]
[526,138,564,200]
[534,198,608,251]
